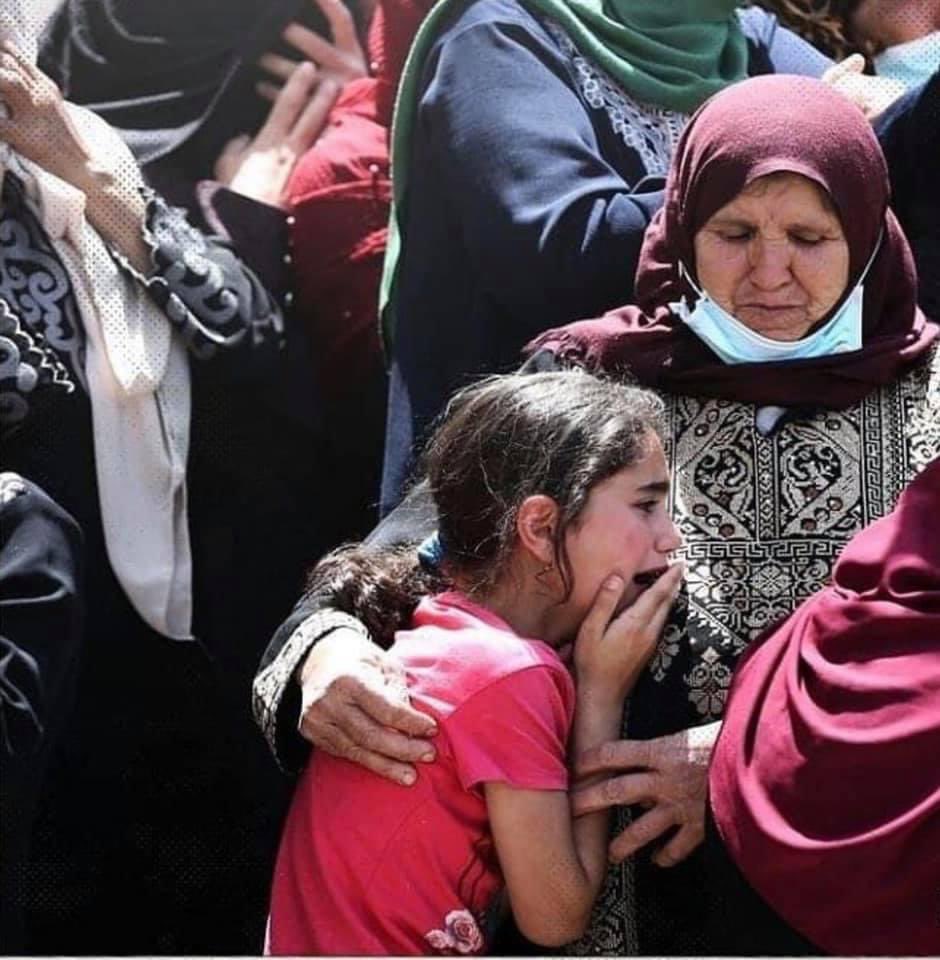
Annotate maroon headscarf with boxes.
[709,458,940,956]
[529,75,937,408]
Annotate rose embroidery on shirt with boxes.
[424,909,484,954]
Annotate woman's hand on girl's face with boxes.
[573,563,683,702]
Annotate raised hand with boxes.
[258,0,368,100]
[216,62,341,206]
[822,54,905,120]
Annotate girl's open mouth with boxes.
[633,566,670,589]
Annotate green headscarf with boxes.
[380,0,748,348]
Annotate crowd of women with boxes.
[1,0,937,955]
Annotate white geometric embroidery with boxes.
[544,20,689,179]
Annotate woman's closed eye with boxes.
[718,230,753,243]
[790,232,825,247]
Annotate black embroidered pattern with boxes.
[0,297,74,436]
[0,173,87,387]
[110,189,285,363]
[1,168,286,432]
[573,347,940,955]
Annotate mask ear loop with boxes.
[676,261,705,307]
[855,227,884,288]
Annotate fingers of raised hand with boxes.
[0,60,31,114]
[288,75,342,150]
[576,575,624,647]
[259,60,319,134]
[0,43,34,90]
[0,40,37,71]
[609,804,676,863]
[282,22,365,81]
[258,52,311,83]
[310,0,361,58]
[615,562,683,638]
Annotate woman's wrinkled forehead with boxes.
[670,74,888,268]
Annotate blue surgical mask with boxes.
[874,35,940,92]
[671,232,881,366]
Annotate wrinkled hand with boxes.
[0,41,151,270]
[822,54,905,121]
[0,41,99,189]
[297,627,438,786]
[216,0,368,205]
[574,565,684,702]
[216,62,341,206]
[571,721,720,866]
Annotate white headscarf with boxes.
[0,25,194,640]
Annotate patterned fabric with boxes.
[0,297,74,436]
[252,610,372,762]
[0,174,87,389]
[545,20,688,182]
[0,171,285,434]
[575,345,940,955]
[114,188,285,361]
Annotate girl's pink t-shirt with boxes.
[267,590,575,955]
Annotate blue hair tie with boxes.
[417,530,446,572]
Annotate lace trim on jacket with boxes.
[544,19,689,179]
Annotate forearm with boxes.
[567,688,624,907]
[490,687,624,947]
[77,166,152,274]
[252,608,371,771]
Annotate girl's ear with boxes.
[515,495,559,566]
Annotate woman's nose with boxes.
[748,237,793,290]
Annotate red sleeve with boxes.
[444,664,575,794]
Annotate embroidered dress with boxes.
[0,163,292,953]
[574,344,940,953]
[254,346,939,956]
[543,20,688,182]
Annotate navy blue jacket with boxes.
[382,0,831,511]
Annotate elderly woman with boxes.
[374,0,840,514]
[0,32,296,954]
[253,74,938,954]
